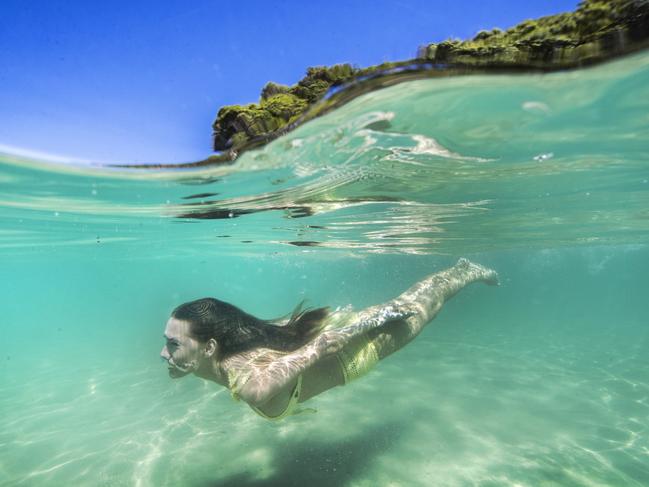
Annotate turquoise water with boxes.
[1,51,649,486]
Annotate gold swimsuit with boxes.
[249,374,304,421]
[230,332,380,420]
[228,365,306,421]
[336,333,380,384]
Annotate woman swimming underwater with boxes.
[161,258,498,420]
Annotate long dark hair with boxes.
[172,298,329,357]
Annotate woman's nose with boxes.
[160,346,170,360]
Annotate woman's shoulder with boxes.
[222,347,286,370]
[221,347,291,400]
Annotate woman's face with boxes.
[161,317,203,379]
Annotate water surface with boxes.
[1,50,648,486]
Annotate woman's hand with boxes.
[314,330,345,356]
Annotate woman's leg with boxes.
[360,258,498,359]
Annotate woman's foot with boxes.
[456,258,499,286]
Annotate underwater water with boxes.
[1,50,649,487]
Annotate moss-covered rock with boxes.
[260,93,307,120]
[211,0,649,156]
[423,0,649,67]
[260,81,291,100]
[212,63,359,151]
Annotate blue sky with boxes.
[0,1,577,164]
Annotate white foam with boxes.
[411,134,491,162]
[522,101,551,114]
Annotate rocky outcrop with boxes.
[204,0,649,163]
[421,0,649,68]
[211,61,417,154]
[212,64,357,151]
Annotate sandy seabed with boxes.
[2,317,648,487]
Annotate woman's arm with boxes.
[238,259,497,405]
[235,305,415,406]
[354,258,498,355]
[235,331,343,406]
[319,259,498,362]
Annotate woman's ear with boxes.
[204,338,218,358]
